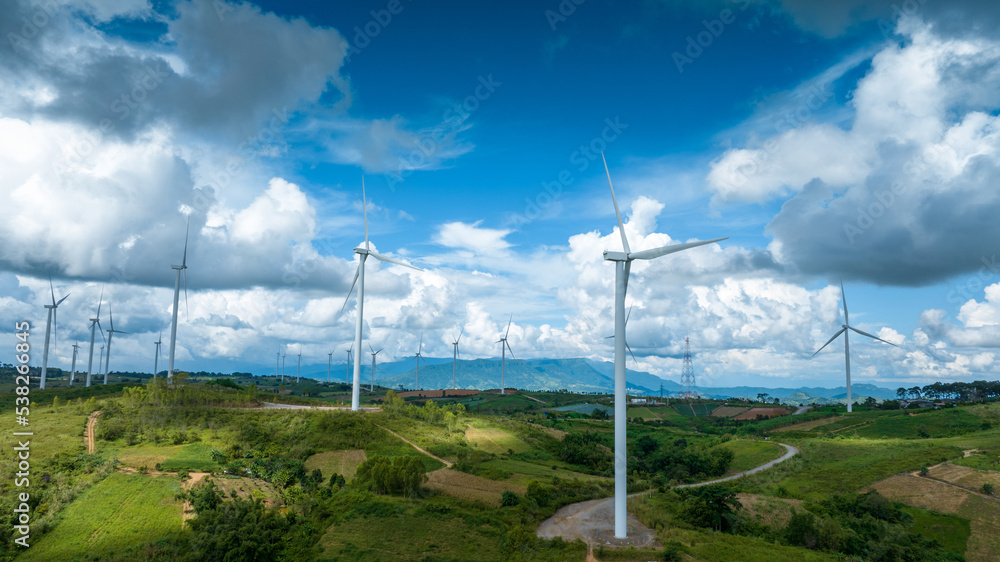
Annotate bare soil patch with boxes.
[425,468,526,506]
[737,493,804,528]
[772,416,841,432]
[86,411,100,454]
[733,407,789,420]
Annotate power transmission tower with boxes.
[680,337,697,400]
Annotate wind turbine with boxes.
[296,349,302,383]
[167,219,190,380]
[451,327,464,389]
[605,306,638,367]
[369,345,382,392]
[414,334,427,390]
[327,350,333,382]
[345,345,353,384]
[275,347,280,379]
[601,153,727,539]
[812,281,898,413]
[39,276,69,390]
[340,178,421,411]
[85,287,106,388]
[104,304,128,385]
[496,315,514,395]
[153,332,162,378]
[69,343,80,386]
[281,347,286,382]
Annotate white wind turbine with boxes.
[812,281,898,413]
[451,327,464,389]
[345,345,353,384]
[85,287,106,388]
[340,178,421,411]
[167,219,190,380]
[103,304,128,385]
[296,349,302,383]
[496,315,514,395]
[327,350,333,383]
[413,334,427,390]
[275,347,280,379]
[369,345,382,392]
[39,276,69,390]
[69,343,80,386]
[601,153,727,539]
[281,347,286,382]
[153,332,162,378]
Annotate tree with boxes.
[678,484,741,532]
[897,387,907,400]
[908,386,922,400]
[757,393,770,403]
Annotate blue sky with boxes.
[3,0,1000,390]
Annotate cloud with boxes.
[433,221,513,256]
[707,18,1000,285]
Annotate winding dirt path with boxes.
[86,411,100,454]
[537,442,800,550]
[377,425,453,467]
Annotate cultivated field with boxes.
[425,467,527,506]
[304,449,368,481]
[465,423,531,454]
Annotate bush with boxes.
[983,483,995,496]
[501,490,520,507]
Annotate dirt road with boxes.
[86,411,100,454]
[537,442,800,550]
[378,425,453,467]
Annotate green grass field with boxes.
[850,409,986,439]
[20,473,183,561]
[712,440,784,473]
[158,442,219,472]
[305,450,368,481]
[900,506,971,556]
[481,458,610,486]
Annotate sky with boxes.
[3,0,1000,390]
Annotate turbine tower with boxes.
[86,287,106,387]
[69,343,80,386]
[601,153,726,539]
[103,304,128,385]
[296,349,302,383]
[327,350,333,382]
[167,219,190,380]
[812,281,898,413]
[281,347,286,382]
[451,327,464,389]
[340,178,421,411]
[496,315,514,395]
[345,345,353,384]
[369,345,382,392]
[275,347,280,379]
[39,276,69,390]
[414,334,427,390]
[153,332,162,378]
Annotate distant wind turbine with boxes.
[153,332,162,378]
[497,315,514,395]
[275,347,280,379]
[812,281,898,413]
[340,178,421,411]
[601,153,727,539]
[327,350,333,382]
[452,327,464,389]
[104,304,128,385]
[85,287,106,388]
[345,345,353,384]
[414,334,427,390]
[369,345,382,392]
[40,276,69,390]
[281,347,286,382]
[296,349,302,383]
[69,343,80,386]
[167,219,190,380]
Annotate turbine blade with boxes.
[840,279,849,326]
[370,251,421,270]
[505,314,512,339]
[369,344,375,354]
[53,308,58,350]
[49,275,56,305]
[96,285,104,318]
[848,326,899,347]
[602,152,630,255]
[458,326,464,343]
[182,216,190,267]
[109,304,114,331]
[340,263,361,314]
[362,176,370,252]
[812,328,846,357]
[626,341,637,366]
[183,270,189,319]
[506,340,514,360]
[625,305,632,326]
[629,237,728,260]
[623,260,631,296]
[56,294,70,306]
